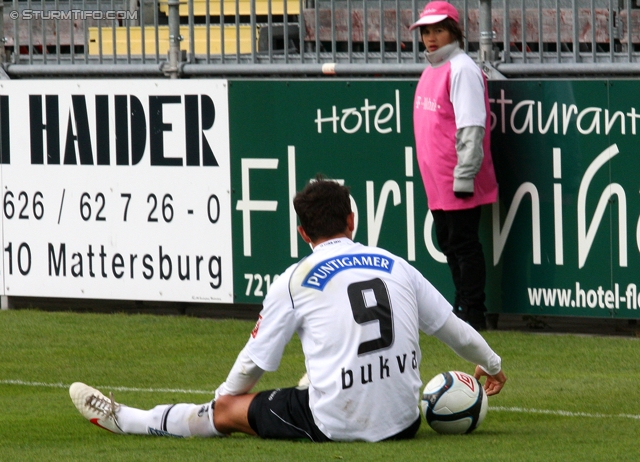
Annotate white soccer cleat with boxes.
[69,382,124,434]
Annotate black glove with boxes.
[454,191,474,199]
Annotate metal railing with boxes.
[1,0,639,78]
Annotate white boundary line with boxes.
[487,406,640,420]
[3,379,640,420]
[1,379,214,395]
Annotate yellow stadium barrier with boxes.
[88,25,256,55]
[158,0,301,17]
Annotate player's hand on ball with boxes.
[474,365,507,396]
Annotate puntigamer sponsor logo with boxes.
[302,254,394,290]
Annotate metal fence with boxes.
[1,0,639,78]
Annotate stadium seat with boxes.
[87,25,256,56]
[157,0,300,17]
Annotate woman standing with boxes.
[411,1,498,330]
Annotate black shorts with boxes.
[248,387,331,442]
[247,387,421,442]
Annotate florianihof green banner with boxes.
[228,79,640,320]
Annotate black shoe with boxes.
[455,306,487,331]
[468,310,487,331]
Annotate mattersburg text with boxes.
[5,242,223,289]
[527,283,640,309]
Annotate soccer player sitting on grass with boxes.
[70,175,507,442]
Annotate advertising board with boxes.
[0,80,234,303]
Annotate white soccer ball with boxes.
[421,370,488,434]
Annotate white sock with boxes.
[116,401,224,437]
[115,406,150,434]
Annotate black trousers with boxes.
[432,207,487,317]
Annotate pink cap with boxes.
[409,1,459,31]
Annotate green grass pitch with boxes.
[0,309,638,461]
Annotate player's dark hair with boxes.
[293,174,352,242]
[420,18,464,49]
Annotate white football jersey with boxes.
[245,237,452,442]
